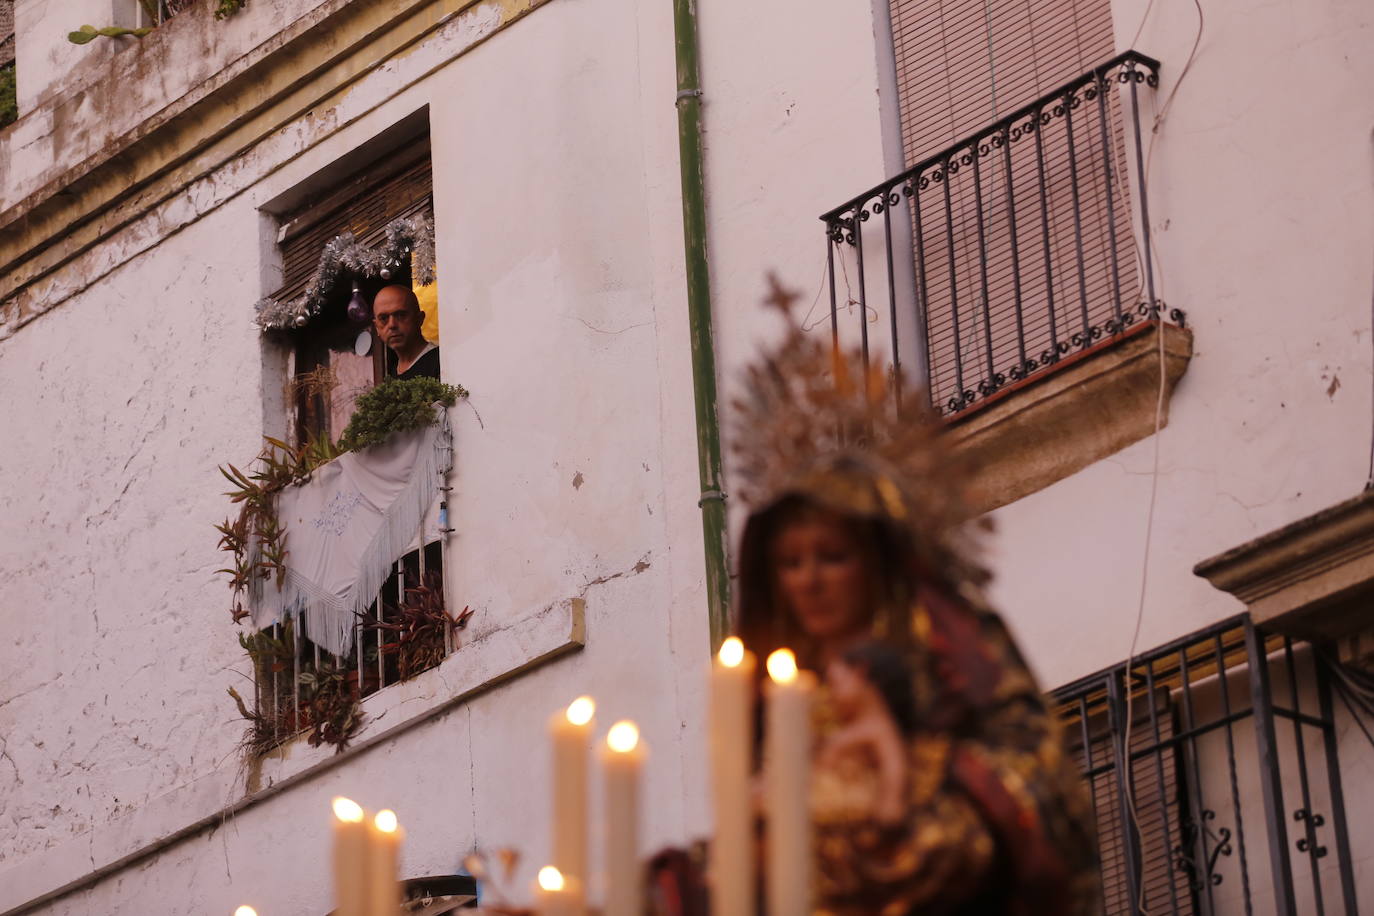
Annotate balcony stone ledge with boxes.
[1194,490,1374,666]
[948,320,1193,514]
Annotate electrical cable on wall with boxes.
[1117,4,1207,913]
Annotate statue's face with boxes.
[770,512,872,646]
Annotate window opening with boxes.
[1052,617,1359,914]
[252,137,449,750]
[872,0,1146,413]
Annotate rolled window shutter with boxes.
[1064,692,1196,915]
[887,0,1139,411]
[272,143,434,306]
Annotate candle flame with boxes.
[374,809,399,833]
[234,907,258,916]
[718,637,745,668]
[566,695,596,726]
[538,865,566,892]
[606,720,640,753]
[331,797,364,823]
[766,648,798,685]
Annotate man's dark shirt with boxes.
[396,345,441,381]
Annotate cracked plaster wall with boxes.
[978,0,1374,899]
[0,0,805,907]
[979,0,1374,686]
[4,0,328,207]
[0,200,264,871]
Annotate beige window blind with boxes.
[887,0,1140,411]
[273,141,434,307]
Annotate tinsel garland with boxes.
[254,214,437,332]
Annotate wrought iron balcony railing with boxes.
[821,51,1185,416]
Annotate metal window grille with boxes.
[821,52,1184,416]
[135,0,196,27]
[254,542,451,749]
[1051,615,1359,915]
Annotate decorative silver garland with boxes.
[254,214,437,332]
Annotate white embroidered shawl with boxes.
[250,413,452,656]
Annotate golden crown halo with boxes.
[728,274,988,585]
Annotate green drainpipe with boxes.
[672,0,730,651]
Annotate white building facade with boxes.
[1,0,1372,913]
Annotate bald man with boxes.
[373,285,440,380]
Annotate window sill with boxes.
[1195,490,1374,664]
[247,596,585,789]
[947,321,1193,513]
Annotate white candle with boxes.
[234,907,259,916]
[551,696,595,886]
[602,720,644,916]
[764,649,815,916]
[366,809,403,916]
[710,637,757,916]
[534,865,585,916]
[332,797,370,916]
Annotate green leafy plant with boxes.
[361,571,472,683]
[216,432,341,622]
[338,377,467,451]
[230,624,298,755]
[0,65,17,129]
[214,0,248,19]
[297,660,364,753]
[230,622,364,755]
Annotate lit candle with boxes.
[710,637,757,916]
[534,865,585,916]
[234,907,259,916]
[602,721,644,916]
[764,649,815,916]
[366,809,403,916]
[332,797,370,916]
[551,696,595,886]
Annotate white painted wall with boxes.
[979,0,1374,903]
[986,0,1374,686]
[12,0,127,112]
[0,0,892,911]
[6,0,1372,911]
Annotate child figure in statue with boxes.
[727,276,1098,916]
[814,641,920,831]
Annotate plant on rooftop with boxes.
[68,0,245,45]
[0,64,16,129]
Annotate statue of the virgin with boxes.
[721,277,1099,915]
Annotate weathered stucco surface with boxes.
[4,0,1374,911]
[986,0,1374,685]
[0,0,890,910]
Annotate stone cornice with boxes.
[1194,489,1374,640]
[0,0,549,338]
